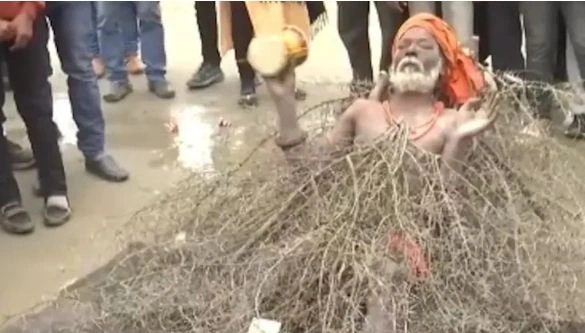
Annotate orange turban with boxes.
[393,13,485,107]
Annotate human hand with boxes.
[0,20,15,41]
[9,13,34,51]
[368,71,390,101]
[452,98,498,140]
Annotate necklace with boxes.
[385,101,445,141]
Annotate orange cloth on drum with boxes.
[393,13,485,107]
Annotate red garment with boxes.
[0,2,44,21]
[393,13,485,107]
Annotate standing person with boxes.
[90,1,144,79]
[474,2,524,73]
[40,1,129,182]
[0,1,71,234]
[409,2,475,54]
[473,1,566,80]
[97,1,175,103]
[520,2,585,137]
[188,1,257,107]
[231,2,327,149]
[337,1,407,95]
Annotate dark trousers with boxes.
[194,1,255,83]
[521,2,585,117]
[47,2,107,160]
[474,1,567,80]
[476,1,525,72]
[522,2,585,83]
[0,18,67,206]
[338,1,407,86]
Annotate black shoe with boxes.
[148,80,176,99]
[186,63,224,90]
[85,155,129,182]
[1,201,34,234]
[103,81,133,103]
[295,88,307,101]
[238,79,258,107]
[7,139,36,170]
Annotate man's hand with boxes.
[9,13,34,51]
[0,20,15,41]
[452,98,498,140]
[368,71,390,102]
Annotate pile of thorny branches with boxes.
[45,76,585,332]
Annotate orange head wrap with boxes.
[392,13,485,107]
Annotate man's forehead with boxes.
[400,27,435,41]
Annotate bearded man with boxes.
[251,13,494,181]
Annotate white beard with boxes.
[389,57,442,94]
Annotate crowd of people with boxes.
[0,1,584,235]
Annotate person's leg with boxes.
[6,18,70,226]
[554,12,568,83]
[374,1,406,73]
[97,1,133,103]
[47,1,129,182]
[442,2,474,52]
[121,3,139,57]
[473,1,489,65]
[134,1,175,99]
[121,3,144,75]
[1,59,10,92]
[230,1,257,107]
[408,1,435,15]
[89,2,100,58]
[187,1,225,89]
[486,1,524,73]
[520,2,558,123]
[559,2,585,137]
[0,51,33,234]
[337,2,373,95]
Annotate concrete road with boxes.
[0,1,359,323]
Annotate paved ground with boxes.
[0,1,583,325]
[0,1,358,323]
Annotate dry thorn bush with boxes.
[42,76,585,333]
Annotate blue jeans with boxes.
[90,1,139,58]
[97,1,167,83]
[47,2,106,161]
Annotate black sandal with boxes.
[1,201,34,234]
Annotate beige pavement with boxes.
[0,1,374,323]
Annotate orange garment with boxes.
[0,2,44,21]
[393,13,485,107]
